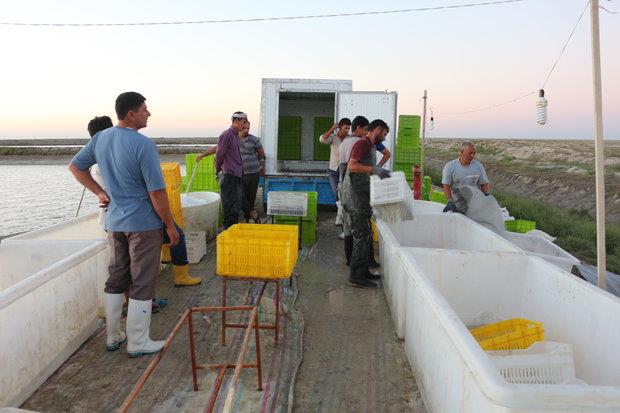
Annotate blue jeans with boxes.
[163,222,188,266]
[328,169,340,202]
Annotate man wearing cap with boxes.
[217,112,246,229]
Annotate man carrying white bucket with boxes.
[69,92,179,358]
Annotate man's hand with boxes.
[443,200,458,213]
[372,166,391,180]
[96,191,110,208]
[165,225,180,248]
[196,154,204,162]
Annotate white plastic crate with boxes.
[267,191,308,217]
[185,231,206,264]
[370,171,408,206]
[487,341,579,385]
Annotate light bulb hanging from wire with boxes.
[537,89,548,125]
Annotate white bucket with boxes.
[181,192,220,241]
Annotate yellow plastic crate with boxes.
[217,226,298,278]
[371,220,379,242]
[166,186,184,227]
[469,318,544,351]
[228,224,299,257]
[161,162,182,189]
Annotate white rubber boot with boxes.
[335,201,343,226]
[105,293,126,351]
[126,298,165,357]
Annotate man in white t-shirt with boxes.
[319,118,351,227]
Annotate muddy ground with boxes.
[423,139,620,224]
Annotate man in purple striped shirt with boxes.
[217,111,246,229]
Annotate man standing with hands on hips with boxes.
[69,92,179,357]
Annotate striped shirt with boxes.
[239,134,263,175]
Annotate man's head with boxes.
[351,115,369,137]
[87,116,113,138]
[366,119,389,144]
[231,111,248,132]
[240,120,250,138]
[115,92,150,130]
[459,142,476,165]
[337,118,351,138]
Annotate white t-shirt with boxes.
[90,164,107,228]
[318,131,344,172]
[338,136,362,165]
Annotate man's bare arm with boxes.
[68,163,109,206]
[443,184,453,201]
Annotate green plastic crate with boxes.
[184,154,220,193]
[394,163,414,180]
[505,219,536,233]
[395,146,423,164]
[430,190,447,204]
[422,176,432,200]
[398,115,421,128]
[304,191,318,222]
[314,117,334,161]
[277,116,302,160]
[301,221,317,245]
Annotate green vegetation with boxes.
[425,164,620,273]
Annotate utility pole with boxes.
[590,0,606,289]
[421,90,428,178]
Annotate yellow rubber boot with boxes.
[173,264,202,286]
[161,246,171,263]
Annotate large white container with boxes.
[401,248,620,412]
[0,240,107,407]
[4,213,108,317]
[259,78,397,174]
[503,231,579,271]
[181,191,220,241]
[376,214,520,338]
[411,200,445,215]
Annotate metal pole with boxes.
[590,0,606,289]
[420,90,428,178]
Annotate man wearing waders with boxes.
[343,119,391,288]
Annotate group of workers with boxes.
[69,90,490,358]
[319,116,392,288]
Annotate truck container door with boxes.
[335,91,397,171]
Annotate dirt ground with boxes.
[424,139,620,224]
[20,212,424,412]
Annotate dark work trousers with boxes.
[105,229,162,300]
[349,172,372,280]
[162,222,188,266]
[241,172,260,220]
[220,173,242,229]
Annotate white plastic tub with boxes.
[411,199,445,215]
[182,191,220,241]
[376,214,520,338]
[401,248,620,412]
[0,240,107,407]
[503,231,579,271]
[4,213,108,316]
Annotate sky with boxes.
[0,0,618,140]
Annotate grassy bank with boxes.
[425,164,620,273]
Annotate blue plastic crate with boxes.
[264,177,336,206]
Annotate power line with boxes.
[541,0,590,89]
[442,0,590,116]
[443,91,537,115]
[0,0,526,27]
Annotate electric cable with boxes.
[0,0,526,27]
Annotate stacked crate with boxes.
[272,191,318,246]
[313,116,334,161]
[277,116,302,160]
[182,153,219,193]
[394,115,422,183]
[161,162,184,227]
